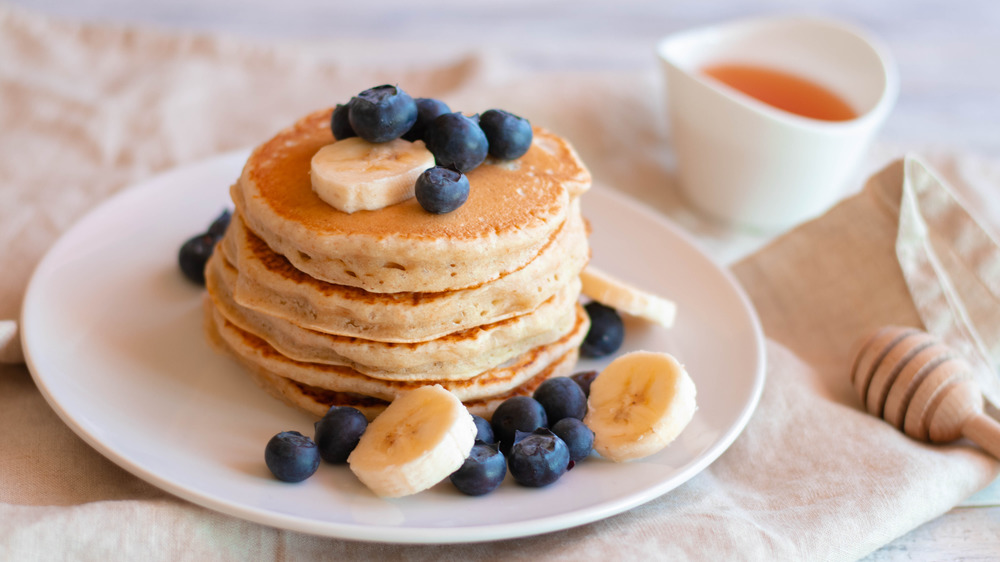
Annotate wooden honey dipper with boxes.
[850,325,1000,458]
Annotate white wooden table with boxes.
[11,0,1000,558]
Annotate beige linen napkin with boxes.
[0,320,19,363]
[2,6,998,561]
[735,156,1000,411]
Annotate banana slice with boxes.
[583,351,696,462]
[580,266,677,328]
[348,384,477,498]
[310,137,435,213]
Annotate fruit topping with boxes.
[580,301,625,358]
[402,98,451,142]
[178,233,216,286]
[507,428,570,487]
[330,102,357,140]
[348,85,418,143]
[414,166,470,214]
[581,266,677,328]
[318,88,536,214]
[314,406,368,464]
[423,112,489,173]
[449,442,507,496]
[533,376,587,424]
[490,396,548,454]
[264,431,322,483]
[206,209,232,239]
[479,109,533,160]
[178,209,232,286]
[583,351,697,462]
[551,418,595,462]
[471,414,495,444]
[311,137,434,213]
[347,385,476,498]
[570,370,598,398]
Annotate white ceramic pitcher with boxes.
[656,17,899,231]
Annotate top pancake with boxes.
[232,108,591,293]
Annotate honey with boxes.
[702,63,857,121]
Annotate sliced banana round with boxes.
[348,384,477,498]
[583,350,696,462]
[580,266,677,328]
[310,137,435,214]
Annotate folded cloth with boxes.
[735,156,1000,411]
[1,5,998,561]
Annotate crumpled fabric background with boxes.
[2,5,999,560]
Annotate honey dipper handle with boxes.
[962,413,1000,460]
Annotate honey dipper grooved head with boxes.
[849,325,976,443]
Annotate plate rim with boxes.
[20,148,766,544]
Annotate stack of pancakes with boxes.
[204,108,592,420]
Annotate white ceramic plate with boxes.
[21,150,765,544]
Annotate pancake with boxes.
[240,346,582,422]
[205,248,581,380]
[205,106,594,422]
[232,108,591,293]
[206,299,589,404]
[220,200,590,342]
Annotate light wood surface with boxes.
[9,0,1000,559]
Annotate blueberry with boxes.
[490,396,548,454]
[313,406,368,464]
[507,428,570,487]
[580,301,625,358]
[450,442,506,496]
[178,233,216,285]
[415,166,470,214]
[331,103,357,140]
[479,109,533,160]
[206,209,232,240]
[533,377,587,423]
[471,414,495,444]
[551,418,594,462]
[402,97,451,142]
[424,112,489,172]
[348,85,418,143]
[264,431,321,483]
[570,370,598,398]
